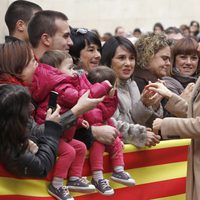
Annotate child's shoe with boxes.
[48,183,74,200]
[91,178,114,196]
[67,177,96,193]
[111,171,136,186]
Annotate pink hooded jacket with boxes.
[31,63,118,141]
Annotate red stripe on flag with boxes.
[76,177,186,200]
[82,145,188,176]
[0,145,188,179]
[0,177,186,200]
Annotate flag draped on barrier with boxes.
[0,139,190,200]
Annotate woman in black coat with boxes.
[0,84,103,178]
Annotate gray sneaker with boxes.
[111,171,136,186]
[67,177,96,193]
[91,178,114,196]
[48,184,74,200]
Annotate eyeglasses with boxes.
[76,28,88,34]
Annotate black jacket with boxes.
[5,35,22,43]
[3,121,62,178]
[134,68,158,93]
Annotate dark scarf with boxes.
[172,67,197,88]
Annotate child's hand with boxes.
[104,80,112,87]
[82,120,89,129]
[28,139,39,154]
[121,141,125,149]
[108,88,116,97]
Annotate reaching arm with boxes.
[146,82,188,117]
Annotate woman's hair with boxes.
[69,28,102,64]
[153,22,164,32]
[0,41,32,79]
[0,84,30,159]
[135,32,171,70]
[190,20,200,35]
[40,50,72,68]
[87,65,116,86]
[90,29,101,40]
[179,24,190,34]
[171,36,200,75]
[100,36,137,68]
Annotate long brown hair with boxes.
[0,41,32,79]
[0,84,30,159]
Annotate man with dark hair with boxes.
[5,0,42,42]
[133,28,142,38]
[28,10,73,60]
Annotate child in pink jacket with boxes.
[87,66,135,195]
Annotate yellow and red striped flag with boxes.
[0,139,190,200]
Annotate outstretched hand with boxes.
[71,90,104,117]
[180,82,195,101]
[141,87,163,108]
[91,125,120,145]
[145,82,173,99]
[152,118,163,135]
[145,128,161,147]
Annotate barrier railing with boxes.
[0,139,190,200]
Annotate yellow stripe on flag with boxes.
[123,139,191,153]
[0,177,49,196]
[134,161,187,184]
[108,161,187,189]
[153,194,185,200]
[0,161,187,197]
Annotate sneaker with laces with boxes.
[67,177,96,193]
[91,178,114,196]
[48,184,74,200]
[111,171,136,186]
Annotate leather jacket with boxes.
[2,121,62,178]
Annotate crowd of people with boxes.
[0,1,200,200]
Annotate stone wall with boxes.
[0,0,200,42]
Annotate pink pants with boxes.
[53,138,86,178]
[89,136,124,171]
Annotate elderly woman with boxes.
[100,36,161,147]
